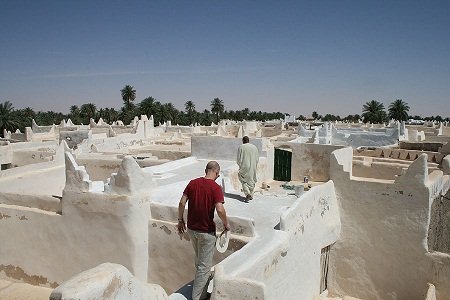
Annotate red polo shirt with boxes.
[183,177,224,233]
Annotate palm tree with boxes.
[0,101,21,137]
[210,98,224,123]
[200,109,212,125]
[104,108,119,124]
[184,100,196,125]
[22,107,35,119]
[161,103,178,123]
[362,100,387,123]
[242,108,250,120]
[151,101,163,125]
[34,110,64,126]
[69,105,79,115]
[80,103,97,124]
[121,85,136,107]
[68,105,82,124]
[97,108,106,122]
[158,103,170,124]
[388,99,410,121]
[19,107,35,128]
[139,97,157,119]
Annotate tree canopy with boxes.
[121,85,136,107]
[210,98,224,123]
[3,92,447,135]
[0,101,21,137]
[362,100,387,123]
[388,99,410,121]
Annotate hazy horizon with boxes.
[1,1,449,118]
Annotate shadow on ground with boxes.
[225,192,247,203]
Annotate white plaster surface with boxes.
[213,181,340,300]
[191,136,263,161]
[49,263,167,300]
[281,143,344,182]
[328,149,450,300]
[146,156,341,299]
[425,283,436,300]
[3,123,450,299]
[0,164,65,196]
[0,153,152,288]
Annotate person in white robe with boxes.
[237,136,259,201]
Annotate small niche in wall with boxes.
[320,244,331,293]
[1,163,11,170]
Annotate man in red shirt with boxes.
[177,161,231,300]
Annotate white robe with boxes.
[237,143,259,196]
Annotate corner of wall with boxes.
[64,151,92,193]
[108,156,154,195]
[330,147,353,180]
[394,154,428,185]
[212,265,267,299]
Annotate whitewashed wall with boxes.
[329,150,450,299]
[191,136,263,161]
[0,153,151,287]
[211,181,340,300]
[286,143,343,182]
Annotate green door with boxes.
[274,148,292,181]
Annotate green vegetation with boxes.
[388,99,410,121]
[0,101,21,135]
[210,98,224,124]
[362,100,388,123]
[1,87,448,138]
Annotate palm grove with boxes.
[1,85,284,137]
[1,85,448,137]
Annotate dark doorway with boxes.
[274,148,292,181]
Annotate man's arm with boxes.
[215,202,231,231]
[177,194,188,234]
[236,146,242,167]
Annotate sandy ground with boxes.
[0,279,52,300]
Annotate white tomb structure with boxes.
[0,117,449,299]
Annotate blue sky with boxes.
[1,0,449,118]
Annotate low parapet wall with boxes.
[352,156,440,180]
[165,125,201,134]
[0,144,12,165]
[0,154,152,287]
[0,193,61,213]
[59,130,90,149]
[11,148,57,167]
[148,202,252,293]
[400,141,444,152]
[329,150,450,299]
[191,136,263,161]
[1,141,58,165]
[287,143,344,182]
[0,159,62,180]
[355,147,446,164]
[212,181,340,300]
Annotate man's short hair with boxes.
[242,136,249,143]
[205,161,220,172]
